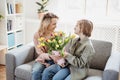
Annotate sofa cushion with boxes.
[15,61,34,80]
[90,40,112,70]
[85,69,102,80]
[15,77,24,80]
[102,70,118,80]
[104,51,120,71]
[85,76,102,80]
[88,69,103,77]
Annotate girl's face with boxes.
[48,18,58,31]
[74,22,82,35]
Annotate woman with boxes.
[32,12,59,80]
[42,19,95,80]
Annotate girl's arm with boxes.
[64,45,95,68]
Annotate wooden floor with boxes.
[0,65,6,80]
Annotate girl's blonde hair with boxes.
[78,19,93,37]
[38,13,58,36]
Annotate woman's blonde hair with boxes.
[78,19,93,37]
[38,13,58,36]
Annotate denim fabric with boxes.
[45,60,54,65]
[32,60,54,80]
[42,64,70,80]
[32,62,45,80]
[65,75,71,80]
[53,68,70,80]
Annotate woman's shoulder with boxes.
[34,32,42,38]
[34,32,39,38]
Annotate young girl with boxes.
[42,19,95,80]
[32,12,59,80]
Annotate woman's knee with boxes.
[32,62,45,80]
[33,62,44,69]
[32,62,45,74]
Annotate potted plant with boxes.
[36,0,49,19]
[0,14,4,20]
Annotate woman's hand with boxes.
[42,53,51,60]
[36,58,50,67]
[36,53,51,66]
[40,47,47,53]
[35,58,45,63]
[36,53,50,61]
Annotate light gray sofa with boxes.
[6,40,120,80]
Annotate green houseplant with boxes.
[0,14,4,20]
[36,0,49,19]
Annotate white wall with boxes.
[24,0,120,44]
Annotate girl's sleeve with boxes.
[64,39,72,53]
[65,45,95,68]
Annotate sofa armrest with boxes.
[102,51,120,80]
[6,43,35,80]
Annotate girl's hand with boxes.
[62,47,69,56]
[64,50,69,57]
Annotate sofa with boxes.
[6,40,120,80]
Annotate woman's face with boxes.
[48,18,58,31]
[74,22,81,35]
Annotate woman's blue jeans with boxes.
[32,61,45,80]
[32,60,54,80]
[42,64,70,80]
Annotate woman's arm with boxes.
[64,45,95,68]
[33,32,44,55]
